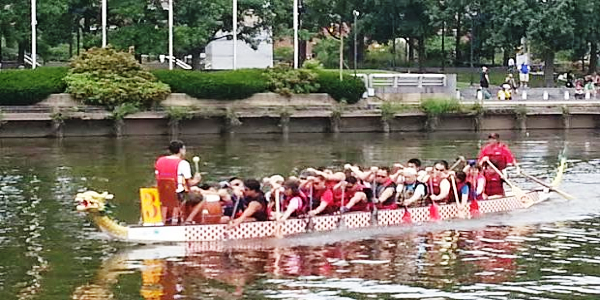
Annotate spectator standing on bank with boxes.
[508,58,516,74]
[519,63,530,88]
[480,66,491,99]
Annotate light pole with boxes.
[233,0,237,70]
[293,0,298,69]
[337,15,343,81]
[353,10,359,76]
[102,0,107,47]
[31,0,36,69]
[168,0,173,70]
[469,11,477,86]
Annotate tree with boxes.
[173,0,272,69]
[527,0,576,86]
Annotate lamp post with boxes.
[337,15,343,81]
[440,0,445,72]
[168,0,173,70]
[102,0,107,47]
[293,0,298,69]
[352,10,359,76]
[469,11,477,86]
[233,0,237,70]
[31,0,36,69]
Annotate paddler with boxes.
[397,168,428,207]
[226,179,269,228]
[336,176,369,213]
[478,132,519,172]
[304,175,337,216]
[154,140,201,224]
[276,180,307,221]
[427,160,451,203]
[372,167,397,210]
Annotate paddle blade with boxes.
[512,184,534,208]
[429,202,441,222]
[402,208,412,224]
[469,199,481,218]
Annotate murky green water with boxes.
[1,130,599,300]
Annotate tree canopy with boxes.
[0,0,598,81]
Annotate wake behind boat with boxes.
[75,158,566,243]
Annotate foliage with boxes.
[152,69,268,100]
[381,101,413,121]
[316,71,366,104]
[420,98,462,116]
[264,64,320,97]
[312,38,342,69]
[0,67,68,105]
[111,103,140,120]
[64,47,170,109]
[274,46,294,64]
[165,106,193,121]
[302,59,324,70]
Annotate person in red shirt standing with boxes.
[154,140,201,224]
[478,133,519,171]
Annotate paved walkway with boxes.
[459,87,599,101]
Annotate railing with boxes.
[367,74,446,88]
[24,54,41,67]
[159,55,192,70]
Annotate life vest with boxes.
[154,156,181,182]
[481,144,509,170]
[240,192,268,221]
[334,185,369,212]
[428,177,448,202]
[448,181,470,203]
[483,168,504,197]
[374,179,397,209]
[282,192,307,217]
[468,174,485,201]
[400,182,428,207]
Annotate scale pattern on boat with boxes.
[179,191,540,242]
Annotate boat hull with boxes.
[119,190,547,243]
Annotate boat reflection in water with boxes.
[72,225,534,299]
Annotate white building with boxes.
[205,29,273,70]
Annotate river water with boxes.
[0,130,599,300]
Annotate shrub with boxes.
[264,64,320,97]
[316,71,366,104]
[152,69,268,100]
[420,98,462,116]
[0,67,68,105]
[64,46,170,109]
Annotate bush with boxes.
[0,67,68,105]
[152,69,268,100]
[420,98,462,116]
[64,47,170,109]
[265,64,320,97]
[316,71,366,104]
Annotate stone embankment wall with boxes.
[0,93,598,138]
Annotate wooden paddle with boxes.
[337,185,346,229]
[274,189,283,238]
[486,161,534,208]
[450,176,466,219]
[305,185,315,231]
[519,170,574,200]
[449,156,466,171]
[401,205,412,224]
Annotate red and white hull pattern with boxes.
[118,190,547,243]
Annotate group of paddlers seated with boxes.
[158,156,511,227]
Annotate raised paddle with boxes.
[192,156,200,174]
[449,156,466,171]
[274,188,283,238]
[486,161,534,208]
[450,175,466,219]
[519,170,574,200]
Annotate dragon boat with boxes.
[75,159,567,243]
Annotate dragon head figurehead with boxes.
[75,191,114,213]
